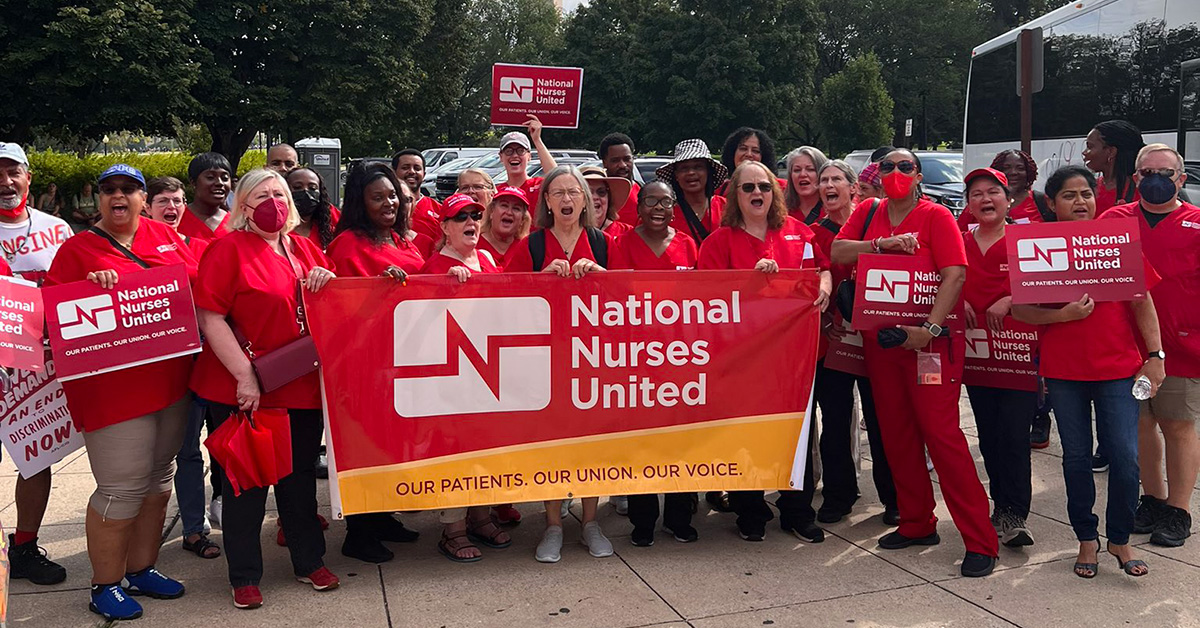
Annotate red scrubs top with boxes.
[45,220,199,431]
[1095,176,1139,215]
[698,216,830,271]
[604,220,634,238]
[183,234,209,261]
[616,181,641,225]
[506,229,605,272]
[788,200,825,225]
[1101,201,1200,377]
[476,236,516,270]
[419,250,501,275]
[672,195,725,242]
[609,229,698,270]
[512,177,544,216]
[178,207,232,241]
[411,196,443,245]
[301,205,341,251]
[190,231,332,409]
[836,198,968,271]
[326,230,425,278]
[957,195,1043,231]
[962,230,1010,314]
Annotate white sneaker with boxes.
[203,515,212,535]
[536,525,564,563]
[611,496,629,516]
[560,499,572,519]
[209,497,223,529]
[581,521,613,558]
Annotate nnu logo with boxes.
[498,77,534,103]
[393,298,551,417]
[863,269,910,304]
[965,328,990,359]
[1017,237,1069,272]
[57,295,117,340]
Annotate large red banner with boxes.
[1006,217,1146,304]
[853,254,964,333]
[308,270,822,515]
[0,276,44,372]
[962,318,1040,391]
[42,265,202,382]
[491,63,584,129]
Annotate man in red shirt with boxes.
[498,115,557,212]
[1101,144,1199,547]
[599,133,640,226]
[392,149,441,244]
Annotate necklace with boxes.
[3,218,33,263]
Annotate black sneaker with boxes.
[882,508,901,527]
[1030,413,1051,449]
[878,530,940,550]
[816,502,854,524]
[375,514,420,543]
[630,527,655,547]
[737,522,766,542]
[667,524,698,543]
[961,552,997,577]
[997,512,1034,548]
[1091,454,1109,473]
[341,531,394,563]
[1150,506,1192,548]
[1134,495,1166,534]
[9,534,66,585]
[315,446,329,480]
[706,491,732,513]
[783,521,825,543]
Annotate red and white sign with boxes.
[824,318,867,377]
[42,264,202,382]
[962,318,1040,391]
[491,63,584,129]
[0,353,82,478]
[0,276,44,372]
[1007,217,1146,304]
[853,254,964,332]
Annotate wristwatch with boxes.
[922,321,944,337]
[1147,350,1166,360]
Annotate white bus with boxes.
[963,0,1199,190]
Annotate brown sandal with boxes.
[467,518,512,549]
[438,531,482,563]
[182,533,221,559]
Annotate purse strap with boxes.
[859,198,881,241]
[89,226,150,269]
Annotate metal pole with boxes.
[1020,29,1033,156]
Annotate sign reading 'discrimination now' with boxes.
[1006,217,1146,304]
[491,63,584,129]
[42,264,202,381]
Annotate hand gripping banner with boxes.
[306,270,821,516]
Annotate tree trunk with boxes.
[206,124,258,173]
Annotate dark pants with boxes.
[814,363,897,511]
[628,493,693,532]
[174,396,224,536]
[208,402,326,587]
[729,421,817,530]
[966,385,1036,518]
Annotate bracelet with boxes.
[871,237,882,253]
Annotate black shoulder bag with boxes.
[834,199,881,323]
[529,227,609,271]
[1031,190,1056,223]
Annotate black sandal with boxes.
[182,533,221,559]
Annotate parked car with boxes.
[435,150,601,199]
[421,156,477,198]
[422,147,493,171]
[634,157,670,185]
[843,150,965,214]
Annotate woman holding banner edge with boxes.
[830,148,999,578]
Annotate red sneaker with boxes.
[276,514,331,546]
[297,567,339,591]
[492,505,522,525]
[232,585,263,609]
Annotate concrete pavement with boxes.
[6,394,1200,627]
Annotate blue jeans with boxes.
[1046,378,1139,544]
[174,395,223,536]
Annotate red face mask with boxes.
[251,197,289,232]
[0,193,28,219]
[882,171,916,200]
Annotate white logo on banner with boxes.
[1017,237,1069,272]
[864,269,910,303]
[965,328,990,359]
[499,77,535,103]
[393,297,551,417]
[57,295,116,339]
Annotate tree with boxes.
[817,54,894,158]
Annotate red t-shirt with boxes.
[1100,201,1200,376]
[616,181,641,226]
[836,198,968,270]
[411,196,443,245]
[326,230,425,278]
[1095,176,1139,215]
[418,250,501,275]
[178,207,232,241]
[506,229,606,272]
[604,220,635,238]
[609,229,698,270]
[957,195,1044,231]
[962,230,1010,314]
[672,195,725,243]
[1040,302,1145,381]
[44,220,199,431]
[698,216,830,271]
[189,231,332,409]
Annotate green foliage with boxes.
[818,54,895,159]
[23,149,267,199]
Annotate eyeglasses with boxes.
[448,211,483,222]
[1138,168,1178,179]
[501,147,529,157]
[641,196,676,209]
[151,197,186,207]
[99,184,142,195]
[457,184,493,192]
[879,160,917,175]
[547,188,585,200]
[740,182,773,193]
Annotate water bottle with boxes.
[1132,375,1153,401]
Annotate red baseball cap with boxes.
[440,193,485,220]
[964,167,1009,189]
[492,185,529,207]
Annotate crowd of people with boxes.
[0,113,1195,620]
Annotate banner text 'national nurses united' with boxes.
[308,271,822,516]
[1006,217,1146,304]
[491,63,584,129]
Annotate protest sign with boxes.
[0,352,81,478]
[0,276,43,372]
[962,318,1040,391]
[853,254,965,333]
[42,264,201,382]
[824,318,867,377]
[1007,217,1146,304]
[308,270,821,516]
[491,63,584,129]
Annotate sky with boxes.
[562,0,586,12]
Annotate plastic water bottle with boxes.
[1132,375,1153,401]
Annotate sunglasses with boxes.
[447,211,483,222]
[1138,168,1177,179]
[99,183,142,195]
[740,182,773,193]
[879,160,917,175]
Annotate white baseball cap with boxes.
[0,143,29,167]
[499,132,532,152]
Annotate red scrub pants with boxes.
[863,333,998,557]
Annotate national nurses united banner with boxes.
[307,270,822,516]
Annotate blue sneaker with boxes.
[90,584,144,620]
[125,566,185,599]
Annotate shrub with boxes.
[24,149,268,203]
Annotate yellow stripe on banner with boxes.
[337,412,807,514]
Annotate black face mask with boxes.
[294,189,321,218]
